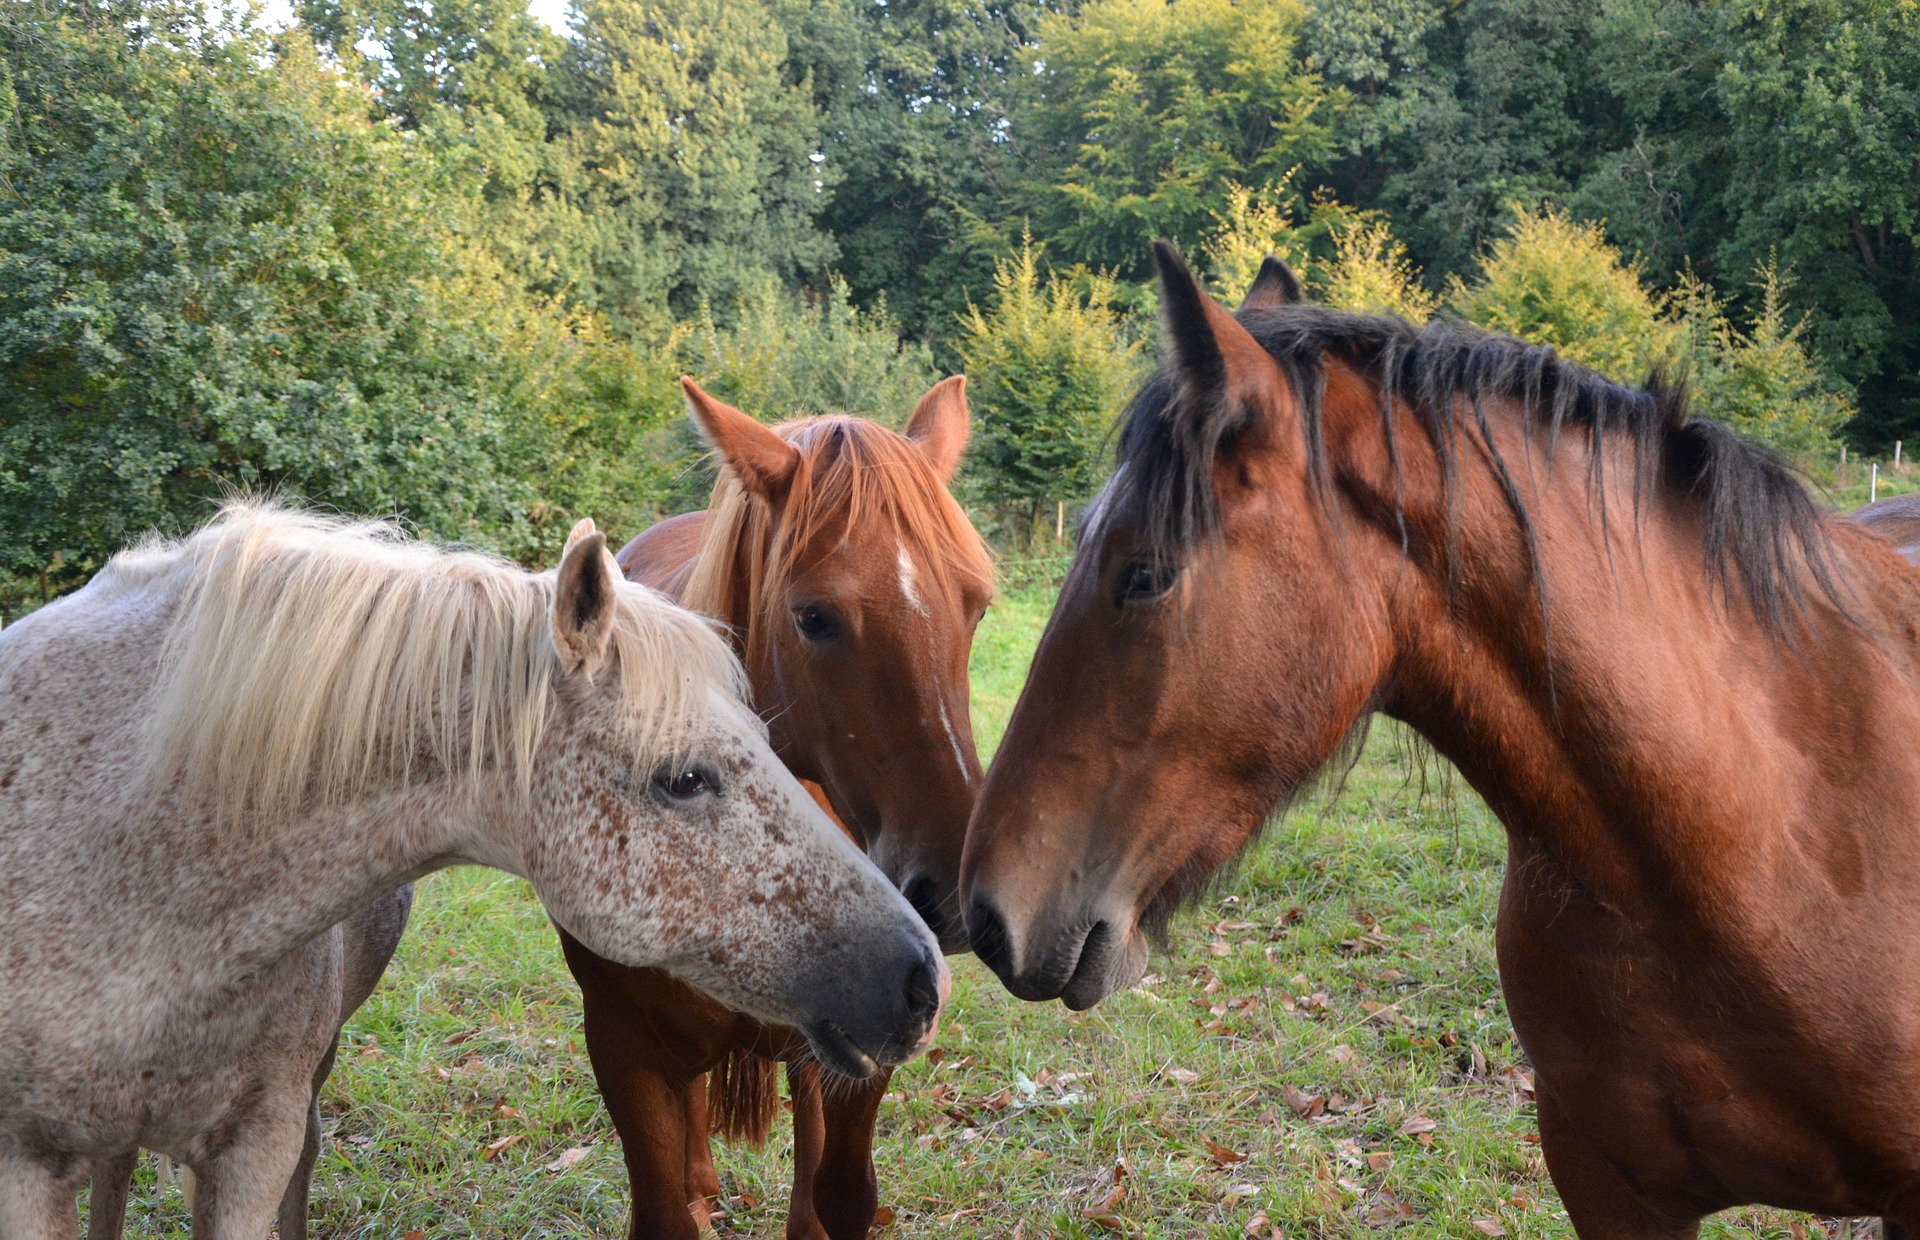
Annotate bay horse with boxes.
[963,243,1920,1235]
[0,501,943,1239]
[559,376,991,1240]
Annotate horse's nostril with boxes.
[904,955,941,1024]
[903,874,947,937]
[966,896,1012,977]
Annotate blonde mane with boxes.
[681,417,993,660]
[123,502,746,821]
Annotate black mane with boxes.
[1112,306,1845,637]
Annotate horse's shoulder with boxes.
[615,510,708,599]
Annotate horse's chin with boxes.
[801,1019,882,1080]
[1059,920,1150,1011]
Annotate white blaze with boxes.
[897,542,928,617]
[938,700,972,785]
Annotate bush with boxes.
[1203,182,1318,303]
[956,238,1144,546]
[1318,218,1438,323]
[1449,205,1675,382]
[0,0,682,591]
[1673,261,1854,458]
[683,276,938,424]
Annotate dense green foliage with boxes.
[956,241,1142,543]
[1447,207,1674,382]
[2,0,1915,615]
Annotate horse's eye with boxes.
[657,769,712,800]
[793,606,839,641]
[1116,560,1178,604]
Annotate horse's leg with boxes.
[274,1041,335,1240]
[187,1097,310,1240]
[561,930,728,1240]
[682,1073,721,1232]
[809,1068,889,1240]
[83,1150,138,1240]
[599,1063,702,1240]
[0,1151,82,1240]
[1536,1089,1701,1240]
[783,1061,829,1240]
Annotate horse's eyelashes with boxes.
[1115,560,1179,605]
[654,766,720,802]
[793,605,841,641]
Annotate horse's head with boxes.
[679,379,993,951]
[962,245,1395,1008]
[524,520,947,1077]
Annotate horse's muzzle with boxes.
[966,892,1146,1010]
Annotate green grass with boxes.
[104,587,1869,1238]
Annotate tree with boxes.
[1583,0,1920,446]
[789,0,1045,338]
[0,0,682,612]
[1449,206,1674,383]
[1318,218,1437,322]
[1673,262,1854,458]
[954,239,1143,544]
[546,0,838,333]
[1015,0,1342,278]
[1305,0,1615,281]
[685,276,938,423]
[1202,182,1317,303]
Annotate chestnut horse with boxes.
[964,243,1920,1235]
[558,378,991,1240]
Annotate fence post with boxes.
[1056,500,1065,541]
[1898,441,1904,469]
[1872,461,1880,504]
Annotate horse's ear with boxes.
[682,377,802,504]
[904,375,969,481]
[552,518,618,678]
[1152,239,1278,404]
[1240,256,1303,311]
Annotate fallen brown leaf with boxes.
[1472,1220,1506,1237]
[1205,1138,1247,1166]
[481,1134,521,1161]
[872,1204,896,1227]
[542,1146,592,1173]
[1283,1083,1326,1119]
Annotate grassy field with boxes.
[106,585,1868,1238]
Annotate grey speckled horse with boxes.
[82,888,412,1240]
[0,502,944,1239]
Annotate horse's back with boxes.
[615,510,707,599]
[0,565,170,840]
[1849,493,1920,566]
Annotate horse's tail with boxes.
[709,1047,779,1147]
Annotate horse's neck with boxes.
[615,510,709,602]
[4,570,506,992]
[166,785,497,984]
[1378,424,1918,909]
